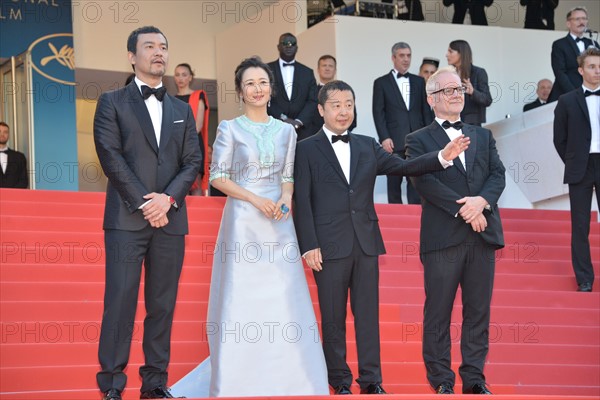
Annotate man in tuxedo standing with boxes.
[311,55,356,135]
[267,33,318,141]
[373,42,433,204]
[553,48,600,293]
[523,78,553,111]
[549,7,600,102]
[0,122,28,189]
[93,26,201,400]
[405,67,505,395]
[294,80,468,395]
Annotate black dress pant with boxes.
[313,235,381,389]
[387,151,421,204]
[421,231,495,389]
[97,227,184,393]
[568,153,600,286]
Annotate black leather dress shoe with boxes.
[578,282,593,292]
[360,383,387,394]
[463,383,492,394]
[334,385,352,394]
[435,384,454,394]
[140,386,183,399]
[102,389,122,400]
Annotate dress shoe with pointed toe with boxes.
[435,384,454,394]
[334,385,352,394]
[140,386,183,399]
[463,383,492,394]
[102,389,122,400]
[360,383,387,394]
[577,282,592,292]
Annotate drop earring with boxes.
[239,97,243,111]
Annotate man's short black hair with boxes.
[318,80,355,106]
[127,26,167,54]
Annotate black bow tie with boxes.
[282,62,295,67]
[442,120,464,130]
[575,37,584,42]
[141,85,166,101]
[397,72,408,79]
[0,149,6,153]
[331,134,350,143]
[584,89,600,97]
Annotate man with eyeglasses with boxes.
[405,66,506,395]
[267,33,318,141]
[549,7,599,102]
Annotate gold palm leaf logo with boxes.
[41,42,75,70]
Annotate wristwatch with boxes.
[166,194,177,208]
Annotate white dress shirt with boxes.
[134,76,163,147]
[322,126,351,183]
[436,117,466,169]
[583,85,600,153]
[279,58,295,100]
[393,69,410,110]
[0,147,7,173]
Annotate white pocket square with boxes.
[174,120,184,123]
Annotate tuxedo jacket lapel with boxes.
[429,123,467,176]
[463,124,477,177]
[567,34,580,55]
[315,131,348,184]
[128,84,159,154]
[158,95,174,150]
[274,63,291,102]
[575,89,591,125]
[349,133,361,184]
[388,73,408,111]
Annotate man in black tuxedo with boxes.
[523,78,552,111]
[294,80,468,395]
[553,48,600,293]
[549,7,600,102]
[267,33,318,141]
[405,67,505,395]
[93,26,201,400]
[521,0,558,30]
[373,42,433,204]
[0,122,28,189]
[311,55,356,135]
[443,0,494,25]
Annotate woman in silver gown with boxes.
[202,57,328,396]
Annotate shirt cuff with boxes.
[438,151,453,169]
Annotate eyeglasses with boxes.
[430,86,467,96]
[280,40,297,47]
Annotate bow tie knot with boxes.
[442,120,464,130]
[584,89,600,97]
[575,37,584,42]
[141,85,166,101]
[397,72,408,79]
[332,134,350,144]
[282,62,295,67]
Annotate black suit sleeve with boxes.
[293,142,318,254]
[373,137,443,176]
[94,92,149,212]
[296,71,318,126]
[551,39,577,94]
[476,130,506,207]
[470,67,493,107]
[372,78,390,142]
[15,152,28,189]
[552,95,568,162]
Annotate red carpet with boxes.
[1,188,598,399]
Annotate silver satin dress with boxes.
[206,116,329,396]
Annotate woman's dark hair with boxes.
[449,40,473,80]
[234,56,275,96]
[176,63,195,78]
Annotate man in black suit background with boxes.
[294,80,468,395]
[373,42,433,204]
[0,122,28,189]
[523,78,553,111]
[267,33,318,141]
[93,26,201,400]
[553,48,600,293]
[406,67,505,395]
[549,7,599,102]
[311,55,356,135]
[443,0,494,25]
